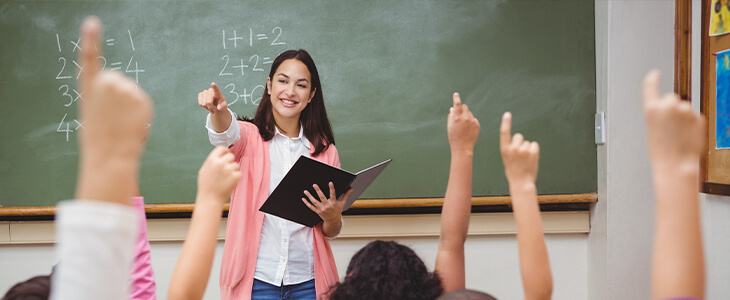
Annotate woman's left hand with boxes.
[302,182,352,224]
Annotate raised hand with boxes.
[302,182,352,224]
[75,16,153,205]
[643,70,705,300]
[435,92,479,292]
[198,82,228,114]
[447,93,480,153]
[642,70,705,171]
[169,146,241,300]
[78,17,152,158]
[499,112,539,186]
[197,146,242,202]
[499,112,552,300]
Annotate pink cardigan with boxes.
[220,121,340,300]
[130,196,156,300]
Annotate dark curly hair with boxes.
[326,240,443,300]
[1,275,51,300]
[436,289,498,300]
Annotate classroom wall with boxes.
[590,1,730,299]
[0,220,589,299]
[700,194,730,299]
[590,1,675,299]
[4,1,729,300]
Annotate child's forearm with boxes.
[651,167,704,300]
[510,183,552,300]
[76,155,137,206]
[168,195,225,300]
[435,150,473,292]
[440,151,473,247]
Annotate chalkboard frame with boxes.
[0,0,599,213]
[0,193,597,220]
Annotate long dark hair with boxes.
[238,49,334,156]
[326,240,443,300]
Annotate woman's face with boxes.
[267,59,316,122]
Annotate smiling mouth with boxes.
[280,98,298,106]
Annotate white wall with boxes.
[590,1,730,299]
[0,221,588,300]
[700,194,730,299]
[590,1,675,299]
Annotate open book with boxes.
[259,156,392,227]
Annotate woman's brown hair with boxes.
[238,49,335,156]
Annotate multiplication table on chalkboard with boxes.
[52,30,143,142]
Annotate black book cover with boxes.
[259,156,357,227]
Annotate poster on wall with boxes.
[711,0,730,36]
[717,49,730,149]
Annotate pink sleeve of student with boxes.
[130,197,157,300]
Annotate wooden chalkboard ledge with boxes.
[0,193,596,220]
[350,193,596,208]
[0,211,590,244]
[702,182,730,196]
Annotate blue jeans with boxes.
[252,278,316,300]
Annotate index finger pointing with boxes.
[212,82,223,98]
[79,16,102,92]
[452,92,462,106]
[642,70,661,106]
[452,92,463,114]
[500,112,512,150]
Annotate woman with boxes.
[198,49,350,300]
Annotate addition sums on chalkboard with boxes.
[0,1,597,208]
[217,27,287,107]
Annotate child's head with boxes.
[327,240,443,300]
[245,49,334,156]
[1,275,51,300]
[436,289,497,300]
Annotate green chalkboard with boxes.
[0,0,596,207]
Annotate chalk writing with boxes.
[217,27,286,107]
[53,30,144,142]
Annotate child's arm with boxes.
[74,19,152,208]
[643,71,705,300]
[51,16,153,300]
[130,197,157,300]
[167,146,241,300]
[499,112,552,300]
[434,93,480,292]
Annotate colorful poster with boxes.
[711,0,730,36]
[717,49,730,149]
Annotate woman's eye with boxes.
[298,84,307,88]
[278,79,287,84]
